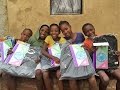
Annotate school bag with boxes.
[93,34,119,69]
[0,46,41,78]
[60,41,95,80]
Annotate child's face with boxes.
[50,25,60,40]
[39,26,49,40]
[21,30,32,42]
[83,25,95,38]
[60,24,72,38]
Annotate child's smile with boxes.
[50,26,60,40]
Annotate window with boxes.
[50,0,82,15]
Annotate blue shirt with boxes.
[73,33,85,44]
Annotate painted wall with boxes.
[6,0,120,47]
[0,0,8,37]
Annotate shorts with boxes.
[48,66,60,71]
[96,67,119,76]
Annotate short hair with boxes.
[59,21,70,27]
[82,23,95,31]
[39,24,49,34]
[50,23,60,33]
[40,24,49,30]
[23,28,33,36]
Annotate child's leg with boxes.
[88,75,98,90]
[98,71,109,90]
[111,68,120,90]
[0,70,2,76]
[35,69,44,90]
[69,80,78,90]
[43,71,52,90]
[56,69,63,90]
[2,72,16,90]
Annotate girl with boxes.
[59,21,98,90]
[28,24,49,90]
[41,23,66,90]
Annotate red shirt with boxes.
[84,38,93,52]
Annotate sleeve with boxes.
[45,36,51,44]
[80,33,85,42]
[84,40,90,49]
[83,39,93,51]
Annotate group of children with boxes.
[0,21,120,90]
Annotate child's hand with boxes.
[91,46,98,52]
[35,59,40,64]
[34,56,41,64]
[115,51,120,56]
[81,44,97,53]
[81,44,87,50]
[7,48,13,55]
[52,57,60,64]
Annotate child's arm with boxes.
[82,43,97,54]
[34,55,42,64]
[115,51,120,56]
[7,48,13,55]
[114,51,120,65]
[41,42,60,64]
[89,46,98,53]
[115,51,120,63]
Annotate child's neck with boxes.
[17,38,26,42]
[71,32,75,39]
[71,33,77,42]
[53,37,60,42]
[88,34,97,40]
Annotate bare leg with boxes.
[2,72,16,90]
[78,80,82,90]
[0,70,2,76]
[56,70,63,90]
[88,75,98,90]
[116,80,120,90]
[111,68,120,90]
[43,71,52,90]
[35,69,44,90]
[98,71,109,90]
[69,80,78,90]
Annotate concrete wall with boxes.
[0,1,119,90]
[0,0,8,37]
[5,0,120,48]
[0,76,116,90]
